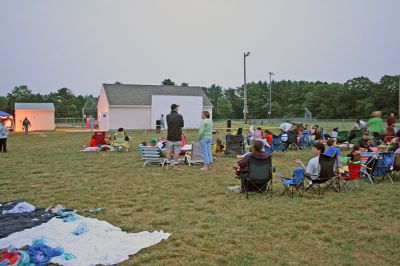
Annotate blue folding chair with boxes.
[272,135,286,151]
[373,152,394,184]
[277,167,305,197]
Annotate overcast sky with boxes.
[0,0,399,96]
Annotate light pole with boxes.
[268,72,275,116]
[243,51,250,124]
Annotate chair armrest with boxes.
[275,173,289,179]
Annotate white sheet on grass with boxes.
[0,215,171,266]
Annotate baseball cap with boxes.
[171,104,179,110]
[150,138,157,143]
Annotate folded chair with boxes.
[341,162,362,192]
[185,141,204,166]
[142,146,165,167]
[277,167,305,197]
[306,153,340,194]
[240,156,273,199]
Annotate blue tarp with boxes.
[0,111,11,116]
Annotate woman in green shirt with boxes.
[199,111,213,170]
[368,111,385,142]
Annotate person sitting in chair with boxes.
[294,142,325,186]
[358,132,373,151]
[324,138,341,162]
[347,144,362,162]
[235,140,270,176]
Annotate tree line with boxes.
[1,76,398,119]
[203,75,400,119]
[0,86,97,118]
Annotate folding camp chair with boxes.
[286,131,299,151]
[373,152,394,184]
[299,130,310,149]
[305,153,340,194]
[240,156,273,199]
[272,135,286,151]
[185,141,204,166]
[142,146,165,167]
[93,131,109,146]
[349,130,363,144]
[224,134,245,155]
[360,152,376,184]
[390,153,400,182]
[277,167,305,197]
[336,131,349,144]
[341,163,362,192]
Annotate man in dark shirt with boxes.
[166,104,184,170]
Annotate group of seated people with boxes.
[234,133,396,191]
[88,128,131,151]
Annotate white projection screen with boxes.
[151,95,203,129]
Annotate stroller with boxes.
[224,134,245,155]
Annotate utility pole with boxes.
[268,72,275,116]
[398,76,400,121]
[243,52,250,124]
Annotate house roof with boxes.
[103,84,212,107]
[15,103,55,111]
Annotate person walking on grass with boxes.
[22,117,31,135]
[166,104,184,170]
[0,118,9,153]
[199,111,213,170]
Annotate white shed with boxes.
[15,103,55,132]
[97,84,213,130]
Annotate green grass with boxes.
[1,130,400,265]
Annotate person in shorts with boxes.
[166,104,184,170]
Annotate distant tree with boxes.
[6,85,41,113]
[161,79,176,86]
[180,82,189,86]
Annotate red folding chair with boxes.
[341,163,362,192]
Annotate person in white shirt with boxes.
[0,118,9,153]
[295,142,326,184]
[279,122,292,132]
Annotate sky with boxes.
[0,0,399,96]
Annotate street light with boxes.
[243,51,250,124]
[268,72,275,116]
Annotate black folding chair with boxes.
[224,134,245,155]
[240,156,273,199]
[305,153,340,194]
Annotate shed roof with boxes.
[103,84,212,106]
[15,103,55,111]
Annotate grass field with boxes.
[1,129,400,265]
